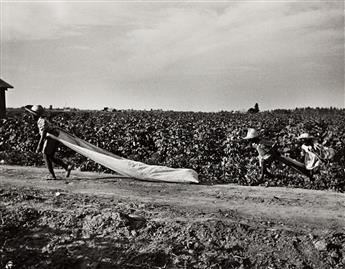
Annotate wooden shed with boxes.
[0,78,14,118]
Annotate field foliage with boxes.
[1,108,344,191]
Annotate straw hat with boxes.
[24,105,45,117]
[243,128,259,140]
[297,133,314,140]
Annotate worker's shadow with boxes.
[64,175,132,183]
[63,175,200,185]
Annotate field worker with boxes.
[297,133,335,173]
[243,128,279,183]
[25,105,73,180]
[297,133,321,172]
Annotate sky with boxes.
[1,0,344,111]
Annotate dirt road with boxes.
[1,165,344,268]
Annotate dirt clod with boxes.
[314,239,328,251]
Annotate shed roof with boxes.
[0,79,13,89]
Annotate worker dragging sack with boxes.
[25,105,73,180]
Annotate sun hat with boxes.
[24,105,45,117]
[297,133,315,140]
[243,128,259,140]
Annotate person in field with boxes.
[243,128,279,184]
[297,133,335,175]
[25,105,73,180]
[297,133,321,172]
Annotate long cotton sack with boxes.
[47,129,199,183]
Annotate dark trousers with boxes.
[277,155,312,177]
[260,153,311,180]
[43,137,68,178]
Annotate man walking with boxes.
[25,105,73,180]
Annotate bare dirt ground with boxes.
[1,165,344,269]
